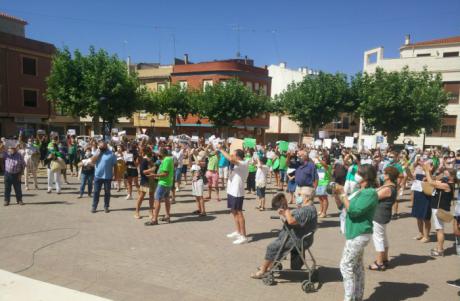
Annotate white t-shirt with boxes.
[172,149,184,168]
[256,165,269,188]
[227,160,249,197]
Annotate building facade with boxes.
[360,35,460,149]
[0,12,55,137]
[170,56,271,141]
[266,62,359,143]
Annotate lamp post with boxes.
[150,117,155,139]
[99,97,108,141]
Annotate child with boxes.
[286,168,297,205]
[191,156,206,216]
[255,157,269,211]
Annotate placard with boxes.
[243,138,256,149]
[363,137,373,150]
[376,135,384,143]
[37,129,46,135]
[344,136,354,148]
[191,136,199,142]
[67,129,76,136]
[229,138,244,153]
[318,131,327,139]
[111,128,119,134]
[278,141,289,152]
[288,142,298,152]
[118,131,126,136]
[4,139,18,148]
[314,139,322,147]
[323,138,332,149]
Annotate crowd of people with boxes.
[1,132,460,300]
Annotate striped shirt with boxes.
[4,151,25,174]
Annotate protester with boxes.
[78,147,95,198]
[3,144,25,206]
[90,141,117,213]
[255,156,269,211]
[114,145,126,192]
[135,147,157,219]
[172,143,184,191]
[410,155,432,243]
[218,145,230,189]
[145,147,174,225]
[22,138,40,190]
[205,149,221,201]
[68,135,79,177]
[219,145,249,245]
[45,142,64,194]
[191,155,206,216]
[369,166,398,271]
[294,151,318,205]
[314,152,332,218]
[246,149,257,194]
[124,144,140,200]
[334,164,378,301]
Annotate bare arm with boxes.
[278,208,298,225]
[377,186,392,200]
[423,164,450,191]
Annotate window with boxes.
[202,79,213,91]
[444,82,460,104]
[246,82,252,91]
[22,57,37,76]
[416,53,431,57]
[157,83,166,91]
[443,52,459,58]
[254,82,260,92]
[23,89,38,107]
[179,81,188,90]
[427,115,457,137]
[342,116,350,129]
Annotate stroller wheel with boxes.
[262,274,275,286]
[272,263,283,271]
[302,280,315,293]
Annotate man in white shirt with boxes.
[172,144,184,191]
[218,145,249,244]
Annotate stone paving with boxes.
[0,169,459,301]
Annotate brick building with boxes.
[0,12,55,137]
[170,56,271,141]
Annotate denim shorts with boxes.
[279,170,287,183]
[154,185,171,201]
[174,168,182,181]
[256,187,266,198]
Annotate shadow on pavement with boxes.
[247,229,280,242]
[172,215,216,223]
[318,220,340,228]
[388,253,434,269]
[25,201,72,205]
[367,281,428,301]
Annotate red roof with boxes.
[0,12,27,25]
[407,35,460,47]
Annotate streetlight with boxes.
[150,117,155,139]
[99,97,108,141]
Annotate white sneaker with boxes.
[233,235,248,245]
[125,194,132,200]
[176,187,180,192]
[226,231,240,238]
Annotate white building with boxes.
[360,35,460,150]
[266,63,311,142]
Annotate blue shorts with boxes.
[279,170,287,183]
[155,185,171,201]
[174,168,182,181]
[227,194,244,211]
[316,185,327,196]
[256,187,266,198]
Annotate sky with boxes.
[2,0,460,75]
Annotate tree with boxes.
[353,67,449,144]
[145,84,195,135]
[46,46,142,134]
[196,78,270,136]
[279,72,351,136]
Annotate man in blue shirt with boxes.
[218,146,230,189]
[90,141,116,213]
[294,151,318,205]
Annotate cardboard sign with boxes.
[323,139,332,149]
[67,129,76,136]
[278,141,289,152]
[37,129,46,135]
[229,138,244,153]
[363,137,373,150]
[302,136,314,146]
[191,136,199,142]
[344,136,354,148]
[178,134,191,144]
[243,138,256,149]
[118,131,126,136]
[314,139,322,147]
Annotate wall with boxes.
[0,18,25,37]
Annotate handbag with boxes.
[422,182,434,196]
[435,190,454,223]
[50,160,61,172]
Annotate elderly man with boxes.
[90,141,117,213]
[3,144,26,206]
[294,150,318,204]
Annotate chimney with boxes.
[280,62,286,68]
[184,53,189,64]
[404,34,411,46]
[244,55,248,64]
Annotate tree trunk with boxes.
[386,132,396,147]
[171,114,177,135]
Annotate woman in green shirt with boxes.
[315,153,332,218]
[334,164,378,301]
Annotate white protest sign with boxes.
[118,131,126,136]
[111,128,119,134]
[363,137,373,150]
[37,129,46,135]
[344,136,354,148]
[323,138,332,149]
[5,139,18,148]
[178,134,191,144]
[67,129,76,136]
[191,136,199,142]
[314,139,323,147]
[227,137,235,144]
[318,131,327,139]
[288,142,298,152]
[160,137,166,141]
[229,138,244,153]
[380,143,389,150]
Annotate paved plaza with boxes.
[0,169,459,301]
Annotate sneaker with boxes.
[17,200,24,206]
[91,208,97,213]
[233,235,248,245]
[176,187,180,192]
[126,194,132,200]
[104,208,110,213]
[226,231,240,239]
[4,202,9,206]
[447,279,460,289]
[77,195,83,199]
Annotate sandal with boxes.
[420,237,430,243]
[144,220,158,226]
[430,248,444,257]
[199,213,207,217]
[134,214,141,219]
[160,216,171,223]
[413,235,423,240]
[259,207,265,211]
[250,271,267,279]
[368,261,386,271]
[383,260,390,268]
[192,210,201,215]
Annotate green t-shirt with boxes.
[68,143,78,155]
[246,155,257,173]
[207,155,218,171]
[432,156,440,170]
[345,164,358,182]
[387,162,404,174]
[345,188,378,240]
[279,155,287,171]
[316,163,331,187]
[158,156,174,188]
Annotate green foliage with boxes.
[46,46,142,123]
[354,67,449,143]
[196,78,270,128]
[279,72,351,132]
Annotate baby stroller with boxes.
[262,216,319,293]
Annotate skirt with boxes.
[411,191,432,220]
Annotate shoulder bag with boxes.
[435,190,454,223]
